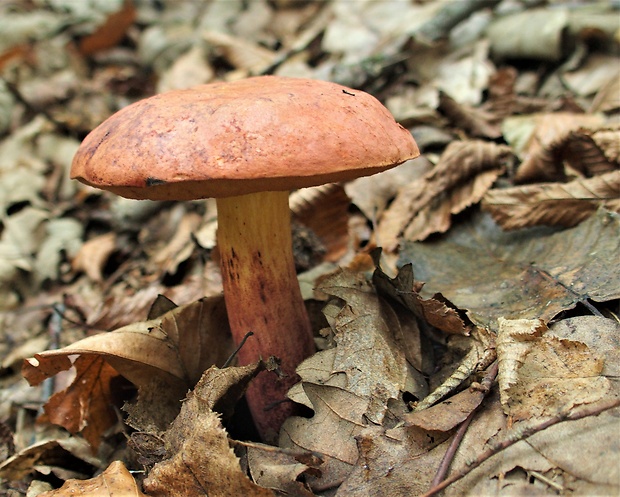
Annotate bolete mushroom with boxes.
[71,76,419,441]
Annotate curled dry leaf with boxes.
[497,318,610,419]
[23,297,233,435]
[371,254,470,336]
[503,112,606,183]
[377,140,511,250]
[438,91,501,139]
[290,184,350,262]
[482,169,620,230]
[71,232,117,282]
[0,437,99,482]
[39,460,145,497]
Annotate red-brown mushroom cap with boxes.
[71,76,419,200]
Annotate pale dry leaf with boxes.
[487,8,569,62]
[71,232,117,282]
[203,30,276,74]
[563,53,620,99]
[287,348,347,409]
[400,209,620,330]
[496,318,547,402]
[46,224,76,273]
[482,169,620,230]
[589,124,620,165]
[156,44,214,93]
[433,41,494,107]
[39,460,145,497]
[497,317,610,419]
[377,140,511,249]
[591,71,620,113]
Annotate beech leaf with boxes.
[483,170,620,229]
[377,140,511,249]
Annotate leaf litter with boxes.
[0,0,618,496]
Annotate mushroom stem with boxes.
[216,190,315,442]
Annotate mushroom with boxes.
[71,76,419,441]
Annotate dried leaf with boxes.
[372,256,470,336]
[344,158,431,221]
[71,232,117,282]
[503,112,605,183]
[400,209,620,330]
[483,170,620,229]
[378,140,510,249]
[23,297,233,434]
[143,366,274,497]
[0,437,99,481]
[280,383,368,488]
[317,269,410,423]
[78,1,136,56]
[497,318,610,419]
[39,460,145,497]
[246,443,318,496]
[38,357,121,450]
[438,91,501,139]
[336,424,447,497]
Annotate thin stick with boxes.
[431,361,499,487]
[222,331,254,368]
[420,397,620,497]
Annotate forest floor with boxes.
[0,1,618,496]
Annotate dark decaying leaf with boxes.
[399,208,620,330]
